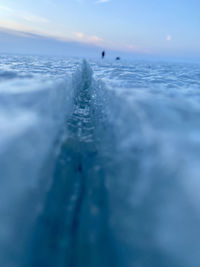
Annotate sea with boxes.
[0,54,200,267]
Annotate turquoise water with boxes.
[0,55,200,267]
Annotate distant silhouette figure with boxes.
[102,50,105,59]
[116,57,120,60]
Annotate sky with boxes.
[0,0,200,60]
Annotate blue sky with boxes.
[0,0,200,59]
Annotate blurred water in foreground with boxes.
[0,55,200,267]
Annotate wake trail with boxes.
[25,60,118,267]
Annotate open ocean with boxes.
[0,54,200,267]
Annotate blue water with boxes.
[0,55,200,267]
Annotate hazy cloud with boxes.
[73,31,103,44]
[0,5,50,25]
[22,14,50,24]
[89,35,102,42]
[166,35,172,41]
[74,32,84,39]
[126,44,139,51]
[95,0,111,4]
[0,5,13,12]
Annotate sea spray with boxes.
[0,77,73,266]
[0,57,200,267]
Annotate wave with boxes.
[0,69,33,80]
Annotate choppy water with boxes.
[0,54,200,267]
